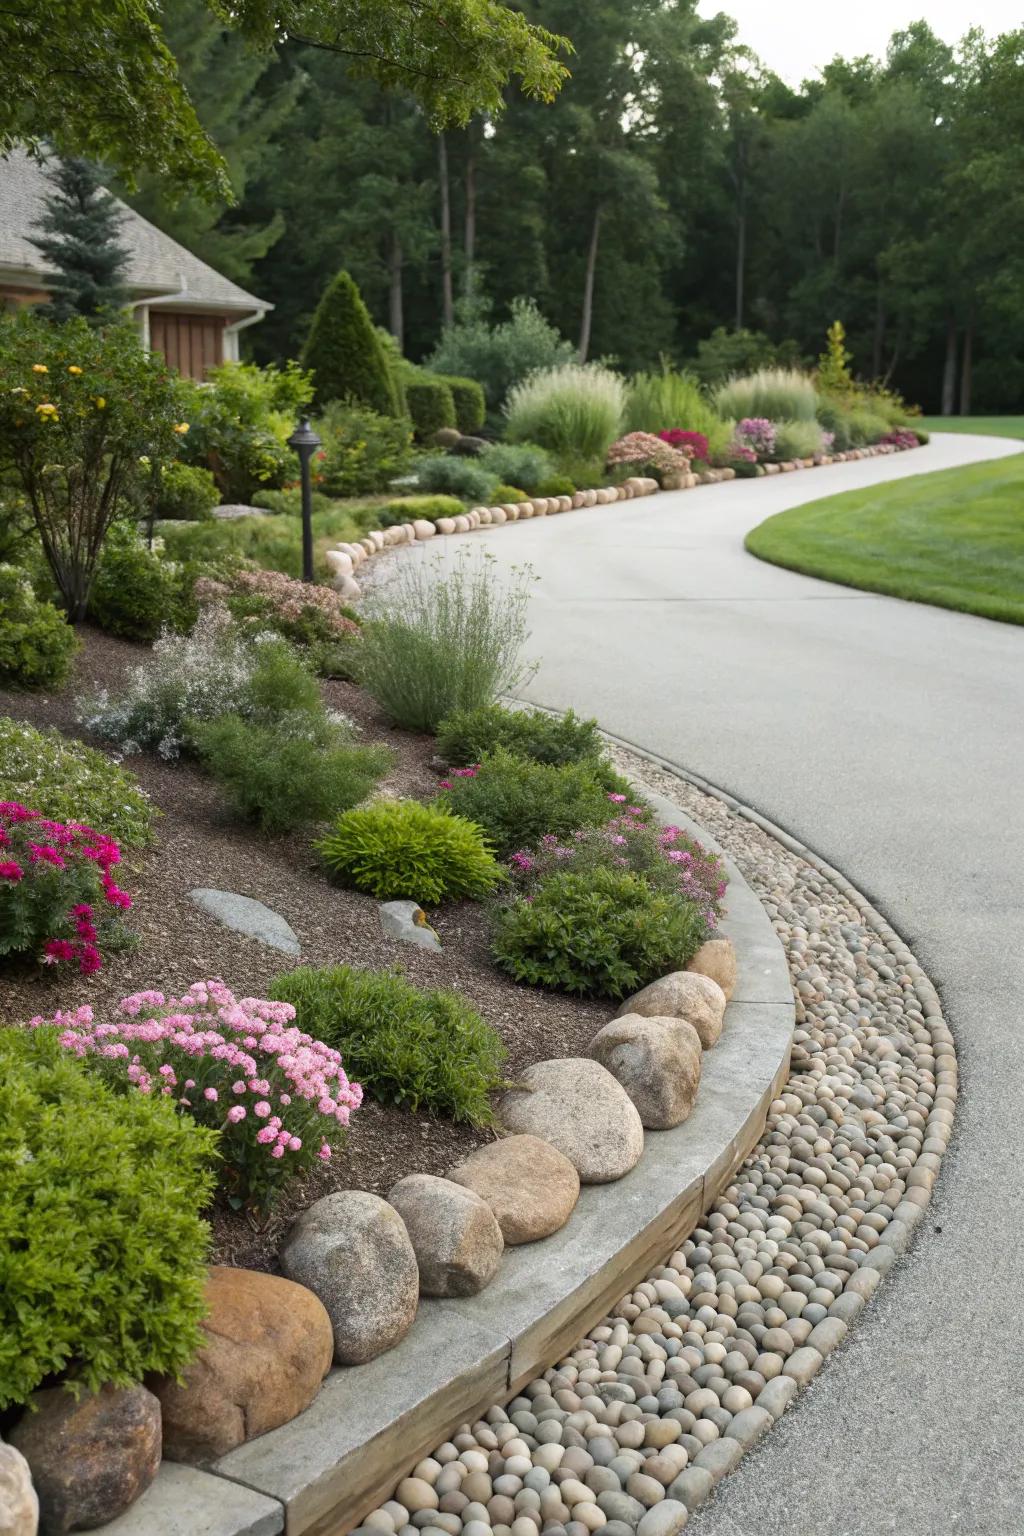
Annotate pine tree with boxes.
[29,157,130,323]
[301,270,401,414]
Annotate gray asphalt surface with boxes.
[435,434,1024,1536]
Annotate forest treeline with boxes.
[123,3,1024,413]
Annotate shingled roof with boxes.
[0,148,268,313]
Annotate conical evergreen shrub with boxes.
[29,157,129,323]
[301,270,400,415]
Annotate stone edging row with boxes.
[100,791,795,1536]
[324,441,923,597]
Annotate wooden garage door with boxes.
[149,312,227,379]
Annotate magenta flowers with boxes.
[29,979,362,1211]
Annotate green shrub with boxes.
[161,501,370,582]
[434,374,486,433]
[249,487,339,517]
[913,426,930,445]
[491,866,707,999]
[269,965,506,1124]
[357,551,534,730]
[193,715,389,833]
[552,454,608,489]
[0,1026,214,1409]
[153,460,219,521]
[0,717,153,845]
[0,564,77,690]
[624,367,731,458]
[397,365,456,440]
[437,747,615,859]
[491,483,529,503]
[376,495,464,529]
[773,418,825,461]
[317,798,503,903]
[691,327,805,387]
[846,408,890,446]
[714,368,820,425]
[437,703,603,770]
[535,473,577,497]
[411,453,498,503]
[478,440,554,494]
[505,363,625,461]
[302,270,400,415]
[426,295,575,410]
[87,525,196,642]
[182,359,314,504]
[315,400,413,496]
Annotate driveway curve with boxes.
[431,431,1024,1536]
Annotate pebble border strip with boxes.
[355,739,955,1536]
[324,440,923,599]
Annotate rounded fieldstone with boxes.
[614,974,725,1050]
[685,939,737,1002]
[397,1479,439,1514]
[497,1059,644,1184]
[282,1191,419,1364]
[0,1439,38,1536]
[589,1015,702,1131]
[448,1136,580,1245]
[637,1500,689,1536]
[389,1175,504,1297]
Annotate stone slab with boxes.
[99,1463,283,1535]
[190,889,300,955]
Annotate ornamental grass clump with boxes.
[356,550,535,731]
[0,1026,215,1410]
[714,367,820,425]
[0,716,154,846]
[270,965,506,1124]
[31,979,362,1212]
[773,418,825,461]
[436,747,623,860]
[624,367,730,458]
[504,363,625,462]
[317,798,503,904]
[492,865,708,1000]
[0,802,132,974]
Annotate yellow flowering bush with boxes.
[0,312,189,620]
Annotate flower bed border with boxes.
[105,789,794,1536]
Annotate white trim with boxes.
[222,308,268,362]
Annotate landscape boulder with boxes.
[10,1384,160,1534]
[686,937,737,1001]
[497,1058,644,1183]
[150,1266,333,1463]
[590,1014,702,1130]
[616,971,726,1049]
[0,1439,38,1536]
[282,1191,419,1364]
[448,1134,580,1244]
[388,1175,504,1297]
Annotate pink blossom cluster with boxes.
[0,802,131,974]
[881,428,919,450]
[733,418,776,460]
[437,764,480,790]
[658,429,710,462]
[29,979,362,1210]
[195,568,359,641]
[606,432,690,475]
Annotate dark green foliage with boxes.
[0,565,77,689]
[437,747,615,859]
[435,375,486,433]
[302,270,399,415]
[412,454,497,502]
[0,716,154,846]
[250,488,339,517]
[398,365,457,440]
[315,400,414,496]
[153,461,219,521]
[192,715,389,833]
[87,526,196,641]
[181,359,313,504]
[478,440,553,493]
[317,798,503,903]
[491,866,708,999]
[269,965,506,1124]
[437,703,604,770]
[376,495,464,528]
[28,156,129,323]
[0,1027,215,1409]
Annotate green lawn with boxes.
[919,415,1024,440]
[745,453,1024,624]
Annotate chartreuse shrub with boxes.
[398,365,457,440]
[0,564,77,689]
[436,748,617,860]
[437,703,603,770]
[302,270,399,416]
[505,363,625,461]
[491,866,708,1000]
[357,551,534,731]
[0,1026,214,1409]
[153,460,219,520]
[87,524,197,642]
[434,374,486,433]
[317,798,503,903]
[270,965,505,1124]
[180,359,313,505]
[376,495,464,529]
[0,717,153,846]
[491,484,529,504]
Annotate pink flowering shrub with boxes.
[508,805,727,933]
[733,418,777,459]
[29,979,362,1211]
[658,429,710,462]
[606,432,690,477]
[0,802,132,974]
[880,428,919,450]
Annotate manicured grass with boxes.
[745,454,1024,624]
[919,416,1024,440]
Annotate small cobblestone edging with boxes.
[356,739,954,1536]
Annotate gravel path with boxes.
[362,751,954,1536]
[386,432,1024,1534]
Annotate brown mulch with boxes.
[0,627,608,1272]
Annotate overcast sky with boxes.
[698,1,1024,83]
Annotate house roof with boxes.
[0,148,269,313]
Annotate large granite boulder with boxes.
[282,1192,419,1365]
[496,1058,644,1183]
[388,1175,504,1297]
[615,971,726,1049]
[590,1014,702,1130]
[448,1135,580,1244]
[686,938,737,1002]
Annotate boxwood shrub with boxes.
[0,1026,215,1409]
[434,375,486,433]
[437,703,604,770]
[398,366,457,440]
[0,564,77,690]
[435,747,619,859]
[0,716,154,846]
[269,964,505,1124]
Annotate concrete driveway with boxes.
[431,431,1024,1535]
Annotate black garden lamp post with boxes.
[288,417,322,583]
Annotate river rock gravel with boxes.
[358,748,955,1535]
